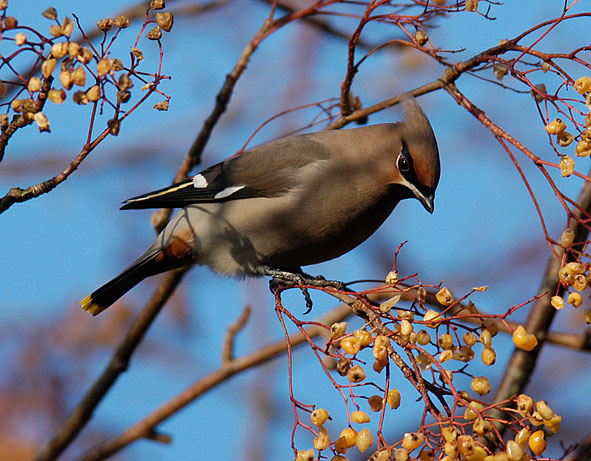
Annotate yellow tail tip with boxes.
[80,294,102,316]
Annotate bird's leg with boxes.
[260,267,347,314]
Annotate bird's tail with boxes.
[80,250,162,316]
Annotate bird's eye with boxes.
[398,154,411,173]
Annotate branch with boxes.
[0,86,159,215]
[75,303,351,461]
[491,172,591,430]
[34,269,186,461]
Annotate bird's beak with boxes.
[416,189,435,214]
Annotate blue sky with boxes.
[1,1,590,459]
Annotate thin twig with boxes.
[34,269,187,461]
[75,304,352,461]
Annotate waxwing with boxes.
[81,96,440,315]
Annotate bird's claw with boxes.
[263,267,345,314]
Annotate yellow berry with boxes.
[373,358,387,373]
[375,449,391,461]
[356,428,373,452]
[351,410,370,423]
[545,118,566,135]
[574,76,591,94]
[453,345,475,362]
[48,88,66,104]
[573,274,588,291]
[387,389,401,409]
[347,365,366,383]
[464,401,483,420]
[311,408,329,426]
[576,140,591,157]
[402,432,425,451]
[465,0,478,12]
[566,262,585,273]
[512,325,538,351]
[568,292,583,307]
[400,319,413,336]
[77,47,93,64]
[585,309,591,324]
[155,11,174,31]
[444,441,459,458]
[333,437,348,454]
[51,42,68,58]
[373,345,388,362]
[545,414,561,433]
[560,228,575,246]
[438,334,454,350]
[59,70,73,90]
[313,426,330,450]
[86,85,101,102]
[515,428,530,447]
[331,322,347,340]
[42,58,57,78]
[535,400,554,420]
[551,295,564,310]
[473,417,492,436]
[436,287,454,306]
[353,329,372,347]
[414,29,428,46]
[442,426,459,443]
[28,77,42,93]
[68,41,80,57]
[296,448,315,461]
[374,335,390,348]
[341,336,362,355]
[97,58,112,76]
[438,350,453,362]
[395,448,409,461]
[457,435,475,457]
[506,440,523,461]
[558,131,574,147]
[61,17,74,37]
[423,309,442,327]
[483,319,498,336]
[416,353,432,371]
[468,446,488,461]
[528,430,546,455]
[560,155,575,177]
[417,329,431,345]
[368,395,383,412]
[419,449,435,461]
[71,67,86,86]
[339,428,357,448]
[481,347,496,366]
[463,332,477,346]
[380,294,401,313]
[558,266,575,285]
[416,286,427,302]
[479,329,492,347]
[385,270,399,284]
[14,32,27,45]
[529,410,544,426]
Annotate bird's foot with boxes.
[261,267,346,314]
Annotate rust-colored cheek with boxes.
[411,150,439,189]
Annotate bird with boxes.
[81,96,440,315]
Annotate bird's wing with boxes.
[120,135,330,210]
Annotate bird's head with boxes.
[391,96,440,213]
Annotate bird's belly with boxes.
[174,192,397,276]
